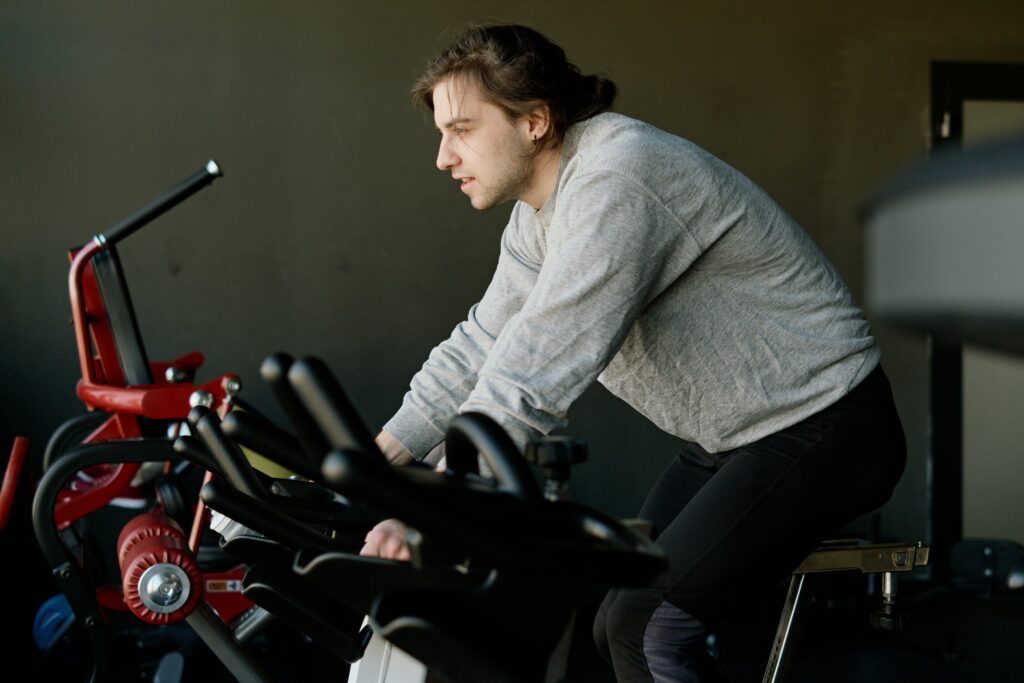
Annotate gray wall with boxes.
[2,2,1023,535]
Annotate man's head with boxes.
[413,25,617,151]
[413,25,617,209]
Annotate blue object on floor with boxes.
[33,593,75,651]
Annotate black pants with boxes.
[593,365,906,682]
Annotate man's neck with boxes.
[521,145,562,210]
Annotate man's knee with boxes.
[592,591,616,663]
[594,593,713,682]
[593,590,657,668]
[643,601,709,682]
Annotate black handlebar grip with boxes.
[193,411,267,500]
[321,448,531,565]
[171,435,225,477]
[287,357,381,458]
[221,411,319,481]
[188,405,211,430]
[200,479,335,554]
[321,449,482,544]
[99,160,222,247]
[445,413,543,503]
[260,353,333,464]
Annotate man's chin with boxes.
[469,195,514,211]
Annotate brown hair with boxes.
[412,24,617,149]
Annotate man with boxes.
[362,24,906,683]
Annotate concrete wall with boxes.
[2,1,1023,539]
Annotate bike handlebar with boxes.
[98,160,222,247]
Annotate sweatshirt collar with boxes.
[533,117,591,229]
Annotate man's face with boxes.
[432,78,534,210]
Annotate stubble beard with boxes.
[471,137,535,211]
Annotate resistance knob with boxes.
[117,510,203,625]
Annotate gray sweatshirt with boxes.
[384,113,878,458]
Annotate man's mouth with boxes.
[458,177,475,192]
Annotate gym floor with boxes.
[565,575,1024,682]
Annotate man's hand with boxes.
[361,518,412,561]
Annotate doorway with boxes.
[929,61,1024,554]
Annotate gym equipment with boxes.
[0,436,28,531]
[286,355,668,683]
[185,409,380,666]
[26,160,294,683]
[204,353,933,683]
[167,351,667,682]
[116,509,204,625]
[762,539,931,683]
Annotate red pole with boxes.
[0,437,28,531]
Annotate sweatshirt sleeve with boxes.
[383,214,541,459]
[460,170,683,448]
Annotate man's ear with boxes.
[524,102,553,141]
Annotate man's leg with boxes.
[595,367,906,682]
[594,450,718,681]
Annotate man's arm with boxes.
[461,170,694,448]
[375,429,445,467]
[364,216,540,560]
[382,216,541,459]
[374,430,414,465]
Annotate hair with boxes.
[411,24,617,150]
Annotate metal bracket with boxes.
[794,541,930,575]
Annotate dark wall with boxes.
[3,1,1023,537]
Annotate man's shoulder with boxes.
[575,112,663,151]
[568,113,713,184]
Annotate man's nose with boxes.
[436,138,458,171]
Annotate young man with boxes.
[362,24,906,683]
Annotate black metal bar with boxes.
[199,479,337,553]
[171,435,225,476]
[226,395,271,422]
[287,357,381,457]
[184,603,274,683]
[260,353,333,464]
[761,575,808,683]
[190,407,267,500]
[446,413,542,503]
[92,247,152,385]
[99,160,222,247]
[221,410,319,481]
[320,448,513,562]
